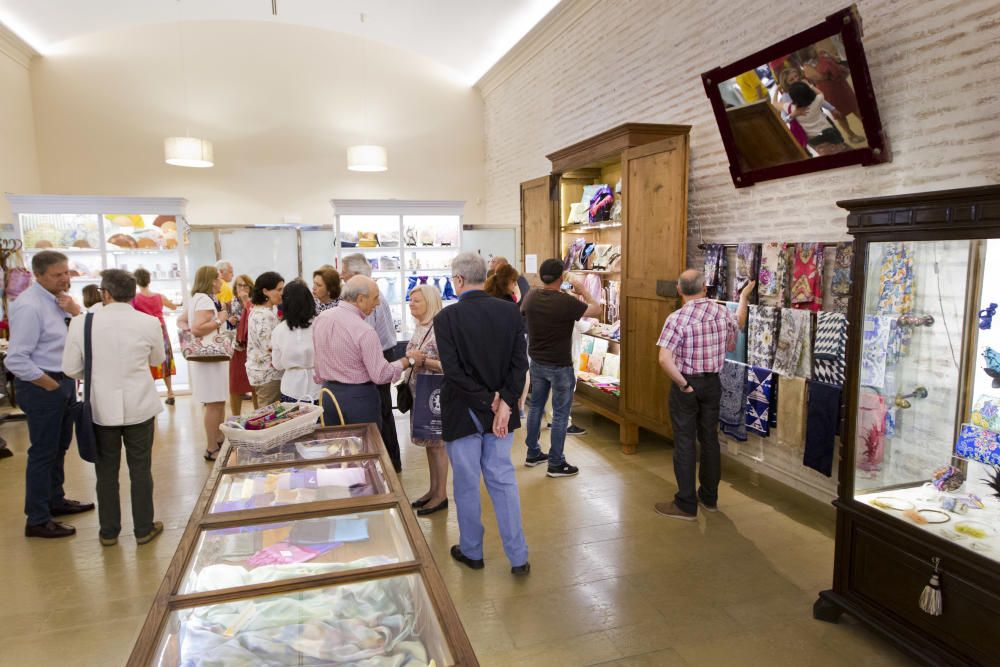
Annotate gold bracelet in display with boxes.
[871,496,915,511]
[917,509,951,524]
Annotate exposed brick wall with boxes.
[481,0,1000,500]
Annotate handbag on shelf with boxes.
[74,313,98,463]
[568,202,589,225]
[178,321,235,363]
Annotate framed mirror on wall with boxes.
[701,4,890,188]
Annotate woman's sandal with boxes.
[165,396,175,406]
[203,449,219,461]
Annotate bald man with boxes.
[654,269,753,521]
[313,276,424,430]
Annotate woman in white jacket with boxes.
[270,280,320,403]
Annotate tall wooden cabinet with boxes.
[520,123,691,453]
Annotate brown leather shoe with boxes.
[136,521,164,545]
[50,499,95,516]
[25,520,76,538]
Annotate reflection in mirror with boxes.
[719,35,868,170]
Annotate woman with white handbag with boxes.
[177,265,231,461]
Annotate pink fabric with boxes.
[656,298,737,375]
[132,292,165,323]
[312,302,403,385]
[247,542,318,566]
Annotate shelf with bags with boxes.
[560,222,623,233]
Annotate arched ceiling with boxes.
[0,0,561,85]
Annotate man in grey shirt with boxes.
[341,253,402,471]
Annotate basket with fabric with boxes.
[220,402,322,453]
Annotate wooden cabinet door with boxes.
[520,175,557,285]
[620,135,689,431]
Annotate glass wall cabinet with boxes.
[6,195,191,393]
[816,186,1000,667]
[128,423,477,666]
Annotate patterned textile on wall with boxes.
[747,305,780,369]
[704,244,728,300]
[772,308,812,378]
[725,302,747,364]
[746,365,774,437]
[860,315,894,389]
[804,380,841,476]
[857,388,887,473]
[790,242,825,311]
[733,243,761,301]
[775,376,808,449]
[758,242,787,305]
[813,311,848,387]
[875,242,915,359]
[831,242,854,296]
[719,360,748,442]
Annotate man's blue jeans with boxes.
[445,411,528,567]
[16,376,77,525]
[525,361,576,467]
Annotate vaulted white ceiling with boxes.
[0,0,561,85]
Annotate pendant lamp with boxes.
[164,136,214,168]
[347,144,388,172]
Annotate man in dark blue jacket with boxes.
[434,252,530,575]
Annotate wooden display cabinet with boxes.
[128,424,478,666]
[520,123,691,453]
[815,185,1000,667]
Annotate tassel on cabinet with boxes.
[919,557,943,616]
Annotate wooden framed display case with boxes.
[520,123,691,453]
[815,186,1000,667]
[128,423,478,666]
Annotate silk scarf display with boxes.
[719,360,748,442]
[733,243,761,301]
[704,244,728,300]
[771,308,812,378]
[812,311,848,387]
[747,305,780,369]
[757,242,787,303]
[725,302,748,364]
[745,365,774,437]
[875,242,914,315]
[790,242,825,311]
[830,242,854,296]
[860,315,894,389]
[804,380,841,477]
[775,376,808,449]
[857,388,887,472]
[956,423,1000,465]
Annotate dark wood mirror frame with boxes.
[701,4,890,188]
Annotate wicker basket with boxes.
[221,402,322,454]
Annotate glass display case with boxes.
[128,424,477,666]
[332,201,465,341]
[816,186,1000,667]
[6,196,191,393]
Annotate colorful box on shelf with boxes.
[956,423,1000,466]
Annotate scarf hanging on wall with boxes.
[790,242,825,311]
[719,359,748,442]
[804,380,841,476]
[703,244,728,300]
[758,242,788,307]
[860,315,894,389]
[812,311,848,387]
[746,365,774,437]
[747,305,780,369]
[776,376,808,449]
[857,388,887,473]
[875,242,914,316]
[771,308,812,378]
[725,302,748,364]
[831,242,854,296]
[733,243,761,301]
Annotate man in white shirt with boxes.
[63,269,166,546]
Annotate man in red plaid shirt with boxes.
[655,269,753,521]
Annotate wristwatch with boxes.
[407,356,416,368]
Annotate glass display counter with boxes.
[128,425,477,666]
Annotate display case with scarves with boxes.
[331,200,464,342]
[814,185,1000,667]
[127,423,478,666]
[6,195,192,394]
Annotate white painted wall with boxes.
[480,0,1000,500]
[27,21,487,228]
[0,42,40,227]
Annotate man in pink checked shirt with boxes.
[312,276,425,429]
[654,269,753,521]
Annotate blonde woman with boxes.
[177,265,230,461]
[405,284,449,516]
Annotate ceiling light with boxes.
[347,145,388,172]
[164,136,214,168]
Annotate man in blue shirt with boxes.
[7,251,94,538]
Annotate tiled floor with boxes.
[0,398,917,666]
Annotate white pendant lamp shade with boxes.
[164,136,214,168]
[347,144,388,172]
